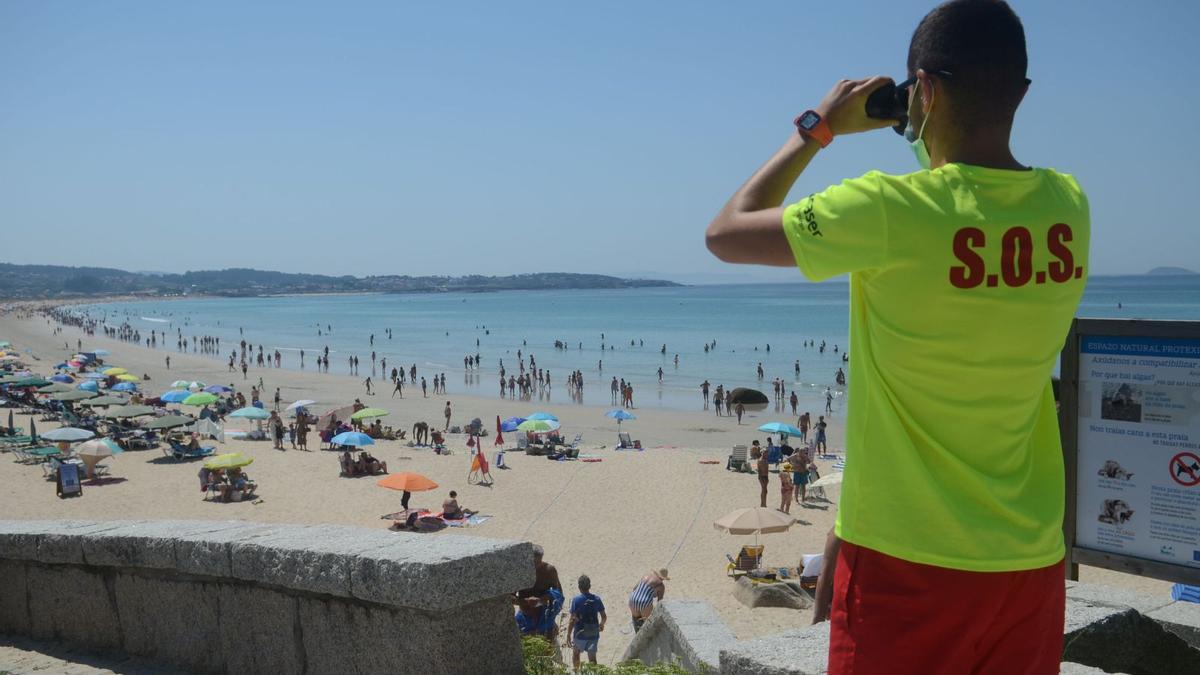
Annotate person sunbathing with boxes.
[441,490,476,520]
[359,451,387,475]
[341,450,357,476]
[227,468,256,500]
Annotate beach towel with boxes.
[581,458,602,463]
[699,460,720,465]
[444,514,491,527]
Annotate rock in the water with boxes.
[729,388,769,405]
[733,577,813,610]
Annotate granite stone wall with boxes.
[0,520,534,675]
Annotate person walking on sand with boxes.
[392,377,403,398]
[780,461,795,514]
[735,402,745,425]
[756,447,770,508]
[790,391,799,416]
[364,377,373,395]
[815,415,828,454]
[628,569,668,632]
[274,388,281,411]
[165,355,170,370]
[443,401,452,430]
[799,412,810,443]
[568,575,607,671]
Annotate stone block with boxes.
[623,599,739,672]
[1063,598,1200,675]
[82,520,230,570]
[35,521,132,565]
[0,559,29,634]
[229,524,397,597]
[719,622,830,675]
[218,584,302,673]
[299,596,436,674]
[173,521,277,578]
[113,572,221,672]
[0,520,105,562]
[25,565,122,652]
[733,577,813,610]
[1065,582,1174,615]
[439,596,525,674]
[350,533,534,611]
[1146,600,1200,649]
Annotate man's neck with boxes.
[932,128,1027,171]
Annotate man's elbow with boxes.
[705,220,739,263]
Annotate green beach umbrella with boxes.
[50,390,98,402]
[170,380,191,388]
[82,395,129,407]
[350,407,390,421]
[142,414,194,430]
[203,452,253,471]
[229,406,270,420]
[182,392,218,406]
[516,419,561,433]
[104,405,156,419]
[13,377,51,388]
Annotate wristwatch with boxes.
[794,110,833,147]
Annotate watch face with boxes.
[799,111,821,130]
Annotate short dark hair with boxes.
[907,0,1027,125]
[449,490,457,498]
[578,574,591,591]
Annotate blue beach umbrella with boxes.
[331,431,374,447]
[757,422,804,437]
[204,385,234,394]
[229,406,270,420]
[50,374,73,383]
[605,409,636,427]
[111,382,138,392]
[160,389,190,403]
[500,417,526,432]
[527,412,559,422]
[78,381,100,392]
[90,349,110,357]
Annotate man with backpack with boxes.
[566,575,607,671]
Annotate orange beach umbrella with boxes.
[377,472,439,492]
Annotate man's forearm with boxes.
[723,134,820,217]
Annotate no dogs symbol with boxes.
[1170,452,1200,487]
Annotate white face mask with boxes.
[903,79,934,170]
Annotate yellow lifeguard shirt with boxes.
[783,164,1089,571]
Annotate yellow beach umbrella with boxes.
[116,374,139,382]
[103,367,128,376]
[203,453,254,470]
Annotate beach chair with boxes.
[617,432,633,449]
[169,439,216,461]
[727,444,749,472]
[799,553,824,593]
[516,434,530,450]
[726,544,765,577]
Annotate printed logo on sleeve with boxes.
[802,198,822,238]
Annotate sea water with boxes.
[75,276,1200,413]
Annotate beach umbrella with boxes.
[286,399,316,412]
[527,412,559,422]
[78,381,100,392]
[605,409,636,427]
[76,438,122,479]
[29,419,37,444]
[714,507,795,545]
[809,471,843,489]
[90,349,110,357]
[377,472,438,492]
[103,367,128,376]
[170,380,191,388]
[115,374,140,382]
[37,383,75,394]
[500,416,525,432]
[13,377,51,388]
[203,452,253,470]
[81,372,107,379]
[229,406,270,420]
[143,414,194,430]
[6,410,12,434]
[331,431,374,447]
[183,392,218,406]
[516,419,560,433]
[757,422,804,437]
[349,407,389,421]
[50,374,74,383]
[40,427,95,442]
[111,382,138,392]
[495,415,504,446]
[187,381,207,391]
[0,341,9,348]
[204,385,233,394]
[104,405,155,419]
[82,395,128,407]
[160,389,190,403]
[51,390,98,402]
[319,405,357,428]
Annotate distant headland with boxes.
[1146,266,1197,276]
[0,263,680,300]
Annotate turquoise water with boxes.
[75,276,1200,412]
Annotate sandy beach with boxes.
[0,306,1171,664]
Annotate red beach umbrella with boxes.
[494,415,504,446]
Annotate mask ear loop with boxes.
[916,80,934,141]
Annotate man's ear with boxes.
[915,68,935,113]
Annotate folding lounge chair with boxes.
[617,432,634,449]
[727,444,749,472]
[169,439,216,460]
[725,544,765,577]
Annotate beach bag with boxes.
[574,594,602,639]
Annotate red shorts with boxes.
[829,541,1064,675]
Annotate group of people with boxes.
[512,546,668,670]
[198,466,256,502]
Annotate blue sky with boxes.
[2,1,1197,283]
